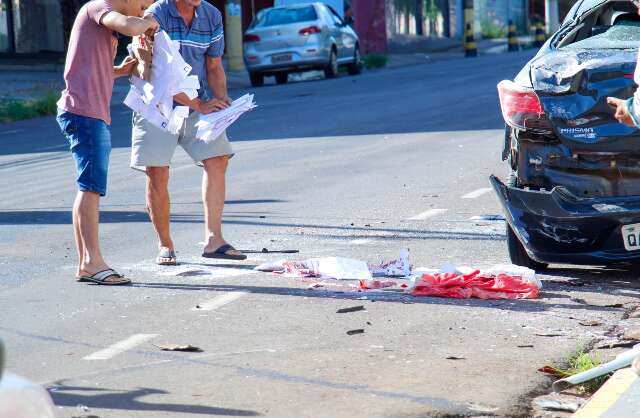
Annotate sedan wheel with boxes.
[275,72,288,85]
[249,72,264,88]
[324,49,338,79]
[348,47,362,75]
[506,223,548,271]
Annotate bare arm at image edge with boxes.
[101,12,158,37]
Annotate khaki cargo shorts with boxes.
[130,111,234,171]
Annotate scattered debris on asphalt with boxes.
[255,257,372,280]
[535,399,579,413]
[623,328,640,341]
[579,320,603,327]
[538,365,569,378]
[240,248,300,254]
[154,344,203,352]
[256,250,412,281]
[595,339,637,349]
[369,249,412,277]
[346,329,365,335]
[535,332,567,337]
[336,305,365,313]
[469,214,505,221]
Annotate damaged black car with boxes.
[493,0,640,270]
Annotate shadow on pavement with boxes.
[131,280,629,315]
[49,384,260,416]
[0,210,504,242]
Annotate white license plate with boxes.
[622,223,640,251]
[271,54,292,63]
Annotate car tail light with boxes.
[243,33,260,43]
[299,26,321,35]
[497,80,552,132]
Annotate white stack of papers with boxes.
[124,30,200,134]
[195,93,257,142]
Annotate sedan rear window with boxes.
[254,6,318,27]
[564,19,640,49]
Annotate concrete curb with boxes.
[572,368,639,418]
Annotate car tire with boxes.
[250,72,264,88]
[347,46,362,75]
[324,49,338,79]
[275,72,288,85]
[506,223,548,271]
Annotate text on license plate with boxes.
[622,223,640,251]
[271,54,292,63]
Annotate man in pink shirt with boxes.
[56,0,158,285]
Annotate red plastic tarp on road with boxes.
[411,270,539,300]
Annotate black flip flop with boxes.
[77,269,131,286]
[202,244,247,260]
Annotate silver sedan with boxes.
[242,3,362,87]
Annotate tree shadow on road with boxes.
[49,383,260,416]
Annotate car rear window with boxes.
[564,19,640,49]
[254,6,317,27]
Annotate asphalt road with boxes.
[1,51,640,418]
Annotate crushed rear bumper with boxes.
[490,175,640,265]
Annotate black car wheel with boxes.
[324,49,338,79]
[347,46,362,75]
[275,72,288,85]
[506,223,548,271]
[250,72,264,87]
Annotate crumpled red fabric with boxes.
[411,270,539,299]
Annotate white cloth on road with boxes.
[124,30,199,134]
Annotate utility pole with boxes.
[225,0,245,71]
[415,0,424,35]
[544,0,559,35]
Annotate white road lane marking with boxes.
[407,208,447,220]
[461,188,493,199]
[83,334,158,360]
[349,238,374,245]
[192,291,248,311]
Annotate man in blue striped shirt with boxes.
[131,0,247,265]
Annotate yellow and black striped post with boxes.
[507,20,518,52]
[534,19,546,47]
[464,23,477,57]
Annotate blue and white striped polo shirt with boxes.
[147,0,225,99]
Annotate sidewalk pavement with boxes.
[572,368,640,418]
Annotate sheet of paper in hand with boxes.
[195,94,257,142]
[124,30,199,134]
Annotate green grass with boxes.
[546,350,608,394]
[0,91,58,123]
[362,54,388,70]
[481,21,506,39]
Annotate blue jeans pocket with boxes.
[56,110,79,148]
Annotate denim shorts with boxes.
[56,109,111,196]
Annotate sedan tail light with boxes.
[243,33,260,43]
[498,80,551,132]
[299,26,321,35]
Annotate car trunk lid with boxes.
[531,48,640,153]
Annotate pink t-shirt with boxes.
[58,0,115,125]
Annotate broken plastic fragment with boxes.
[154,344,203,352]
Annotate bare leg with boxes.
[75,191,122,282]
[202,156,230,252]
[146,166,175,263]
[72,192,85,277]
